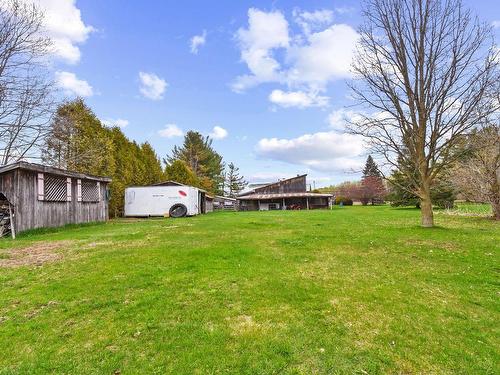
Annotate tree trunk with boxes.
[420,181,434,227]
[420,196,434,227]
[492,200,500,220]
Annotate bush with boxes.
[335,196,353,205]
[432,181,456,209]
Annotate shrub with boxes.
[431,180,456,209]
[335,196,353,205]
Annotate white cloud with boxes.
[190,30,207,54]
[232,8,359,96]
[232,8,290,92]
[328,108,363,130]
[492,20,500,29]
[55,71,93,96]
[293,9,334,35]
[334,7,355,15]
[139,72,167,100]
[256,131,365,172]
[158,124,183,138]
[286,24,359,87]
[102,118,129,128]
[209,126,228,140]
[34,0,94,64]
[269,89,329,108]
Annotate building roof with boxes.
[151,180,185,186]
[238,174,308,197]
[205,195,237,201]
[0,162,112,182]
[237,192,332,200]
[214,195,237,201]
[238,182,272,195]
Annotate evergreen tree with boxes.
[225,162,247,197]
[165,131,225,194]
[165,160,199,186]
[387,156,456,209]
[361,155,386,205]
[42,98,115,177]
[43,99,165,217]
[139,142,165,185]
[386,168,421,208]
[362,155,382,178]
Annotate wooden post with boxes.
[306,197,309,210]
[258,200,260,211]
[282,198,285,210]
[9,204,15,240]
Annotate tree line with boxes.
[42,99,165,217]
[41,99,246,216]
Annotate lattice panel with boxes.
[82,180,99,202]
[44,175,68,202]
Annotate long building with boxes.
[237,174,332,211]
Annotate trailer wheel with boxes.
[169,203,188,218]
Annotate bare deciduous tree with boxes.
[451,109,500,219]
[350,0,499,227]
[0,0,54,165]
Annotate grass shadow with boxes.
[15,221,107,239]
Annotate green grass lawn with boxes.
[0,206,498,374]
[442,202,494,216]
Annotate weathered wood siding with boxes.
[0,170,16,202]
[0,169,109,233]
[238,200,259,211]
[254,175,306,194]
[205,198,214,213]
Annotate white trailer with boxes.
[124,185,206,218]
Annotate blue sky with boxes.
[41,0,500,187]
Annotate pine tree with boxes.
[165,160,199,186]
[165,131,225,194]
[362,155,382,178]
[361,155,386,205]
[225,162,247,197]
[387,156,456,209]
[42,98,115,177]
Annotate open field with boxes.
[0,206,498,374]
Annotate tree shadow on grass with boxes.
[15,221,107,239]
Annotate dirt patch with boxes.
[227,315,262,335]
[83,241,111,249]
[24,300,59,319]
[0,240,72,268]
[401,239,458,251]
[226,314,285,336]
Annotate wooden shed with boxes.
[0,162,111,235]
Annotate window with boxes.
[80,180,100,202]
[38,173,71,202]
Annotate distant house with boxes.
[0,162,111,235]
[237,174,332,211]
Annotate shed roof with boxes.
[215,195,237,202]
[238,174,308,197]
[237,192,332,200]
[0,162,112,182]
